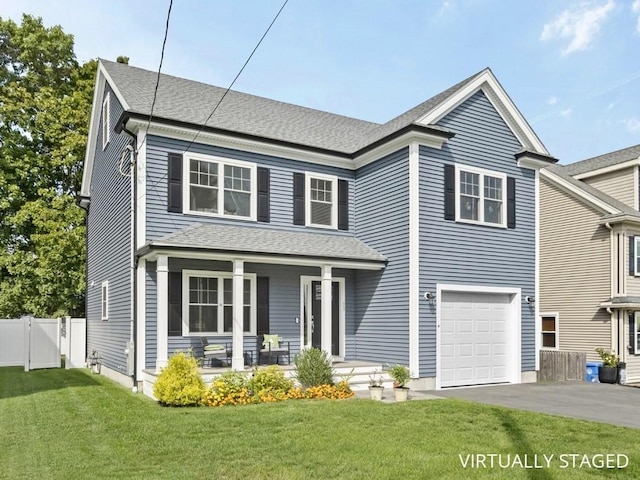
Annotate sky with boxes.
[2,0,640,164]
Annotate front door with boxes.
[301,277,344,358]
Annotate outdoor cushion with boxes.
[204,344,225,351]
[262,334,279,349]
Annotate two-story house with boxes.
[540,145,640,383]
[80,59,556,396]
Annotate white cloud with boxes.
[540,0,615,55]
[547,96,558,105]
[560,108,572,117]
[624,117,640,133]
[633,0,640,34]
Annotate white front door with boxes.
[440,291,512,387]
[300,276,345,359]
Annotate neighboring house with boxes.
[540,144,640,382]
[79,59,555,395]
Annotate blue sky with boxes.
[2,0,640,164]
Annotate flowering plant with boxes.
[595,348,619,367]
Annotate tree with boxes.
[0,14,94,317]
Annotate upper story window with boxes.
[633,236,640,276]
[455,165,507,228]
[184,153,256,220]
[305,173,338,229]
[101,93,110,150]
[101,281,109,320]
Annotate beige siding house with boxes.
[540,144,640,383]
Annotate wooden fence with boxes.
[538,350,586,382]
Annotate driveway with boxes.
[429,381,640,429]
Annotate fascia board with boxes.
[540,169,618,215]
[573,158,640,180]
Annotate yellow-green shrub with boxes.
[203,371,253,407]
[248,365,294,401]
[153,351,205,406]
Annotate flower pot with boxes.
[598,365,617,384]
[368,386,384,401]
[394,387,409,402]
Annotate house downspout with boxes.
[121,127,138,391]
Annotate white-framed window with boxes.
[184,153,256,220]
[540,312,559,350]
[306,172,337,229]
[634,236,640,276]
[101,281,109,321]
[101,93,110,150]
[635,312,640,354]
[182,270,256,336]
[455,165,506,227]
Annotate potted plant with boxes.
[595,348,619,384]
[387,364,410,402]
[368,370,384,401]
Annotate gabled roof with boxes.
[563,144,640,178]
[138,223,386,268]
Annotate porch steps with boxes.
[333,364,394,392]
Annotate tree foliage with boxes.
[0,14,94,317]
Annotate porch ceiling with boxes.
[137,223,386,269]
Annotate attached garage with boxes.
[438,287,520,388]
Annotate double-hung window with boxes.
[101,281,109,321]
[455,165,507,227]
[101,93,110,150]
[182,270,256,336]
[540,313,558,349]
[185,154,256,220]
[633,237,640,275]
[306,173,338,229]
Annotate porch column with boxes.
[231,259,245,370]
[156,255,169,372]
[321,265,333,358]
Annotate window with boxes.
[540,313,558,349]
[101,93,110,150]
[182,270,256,335]
[101,281,109,320]
[185,154,256,220]
[455,165,506,227]
[635,313,640,354]
[306,173,337,228]
[634,237,640,275]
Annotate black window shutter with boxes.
[629,314,636,355]
[630,236,635,276]
[444,164,455,220]
[257,167,270,222]
[167,153,183,213]
[293,172,305,225]
[257,277,269,335]
[338,179,349,230]
[507,176,516,229]
[168,271,182,337]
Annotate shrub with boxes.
[387,364,411,388]
[153,351,205,406]
[203,370,253,407]
[294,348,335,388]
[305,381,354,400]
[248,365,294,402]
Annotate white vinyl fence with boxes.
[0,317,86,371]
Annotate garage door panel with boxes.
[440,291,513,388]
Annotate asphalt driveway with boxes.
[430,381,640,429]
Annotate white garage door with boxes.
[440,291,511,387]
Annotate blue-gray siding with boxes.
[144,136,355,241]
[86,84,134,376]
[418,90,536,376]
[354,148,410,365]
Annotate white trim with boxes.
[540,168,619,214]
[408,142,420,378]
[140,248,385,271]
[435,283,522,389]
[136,259,146,381]
[136,130,147,249]
[156,256,169,371]
[305,172,338,230]
[573,158,640,180]
[299,275,346,359]
[231,260,245,370]
[634,236,640,277]
[539,312,559,351]
[634,312,639,354]
[455,164,507,228]
[417,70,548,155]
[183,152,257,221]
[101,281,109,320]
[353,130,448,168]
[534,169,541,370]
[181,269,257,336]
[320,266,333,357]
[635,165,639,211]
[517,155,555,170]
[101,92,111,150]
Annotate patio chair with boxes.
[257,334,290,365]
[200,337,231,367]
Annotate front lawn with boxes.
[0,367,638,479]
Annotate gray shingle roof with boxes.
[143,223,386,264]
[101,59,482,154]
[563,144,640,176]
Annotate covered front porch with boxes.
[136,223,387,384]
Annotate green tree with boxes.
[0,14,94,317]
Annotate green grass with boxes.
[1,367,638,479]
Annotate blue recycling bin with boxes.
[585,361,602,383]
